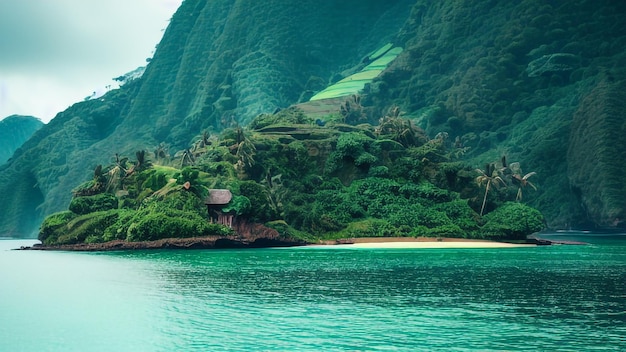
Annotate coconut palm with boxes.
[93,164,105,183]
[191,130,212,157]
[126,150,152,176]
[475,162,505,216]
[153,142,170,165]
[73,165,106,196]
[175,148,196,168]
[104,153,129,192]
[511,171,537,201]
[135,150,146,168]
[236,138,256,169]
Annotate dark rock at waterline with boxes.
[20,235,307,252]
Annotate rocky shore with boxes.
[21,235,307,251]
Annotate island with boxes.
[31,102,545,251]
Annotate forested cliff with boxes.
[0,115,43,165]
[2,0,625,237]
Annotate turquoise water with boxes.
[1,238,625,351]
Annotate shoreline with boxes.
[18,236,306,251]
[315,237,539,249]
[16,236,547,251]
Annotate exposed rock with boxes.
[24,235,304,251]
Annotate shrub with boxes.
[424,224,465,238]
[39,211,77,244]
[368,166,389,178]
[162,190,206,215]
[398,182,454,205]
[392,203,452,228]
[434,199,480,232]
[479,202,545,240]
[55,209,122,245]
[103,209,137,242]
[325,132,380,173]
[222,195,251,216]
[240,181,279,222]
[349,177,400,206]
[69,193,118,215]
[320,218,396,240]
[265,220,316,243]
[140,169,169,191]
[126,209,231,242]
[248,108,313,130]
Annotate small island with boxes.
[34,103,545,251]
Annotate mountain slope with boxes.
[1,0,625,237]
[0,115,43,164]
[0,0,415,237]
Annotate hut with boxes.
[205,189,234,227]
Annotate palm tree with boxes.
[511,171,537,201]
[104,154,129,193]
[191,130,212,157]
[91,164,106,193]
[236,138,256,169]
[175,148,196,168]
[153,142,170,165]
[126,150,152,176]
[475,162,505,216]
[74,165,106,196]
[506,162,537,201]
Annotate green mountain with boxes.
[0,115,43,164]
[1,0,625,238]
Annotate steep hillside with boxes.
[1,0,625,237]
[0,0,415,237]
[0,115,43,164]
[365,0,626,228]
[0,84,138,237]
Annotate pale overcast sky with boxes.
[0,0,183,123]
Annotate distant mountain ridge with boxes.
[1,0,625,237]
[0,115,43,164]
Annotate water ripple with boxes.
[115,244,626,351]
[3,240,624,351]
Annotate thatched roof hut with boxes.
[205,189,232,205]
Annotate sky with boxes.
[0,0,183,123]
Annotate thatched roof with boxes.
[205,189,232,205]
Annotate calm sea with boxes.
[1,236,625,351]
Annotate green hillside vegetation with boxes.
[2,0,626,238]
[0,115,44,164]
[39,106,544,246]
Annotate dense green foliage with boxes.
[13,0,624,238]
[69,193,118,215]
[38,110,546,245]
[42,184,232,245]
[479,202,545,240]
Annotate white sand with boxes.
[341,241,534,249]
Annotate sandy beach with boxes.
[319,237,535,249]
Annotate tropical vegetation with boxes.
[39,105,545,246]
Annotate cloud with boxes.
[0,0,182,122]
